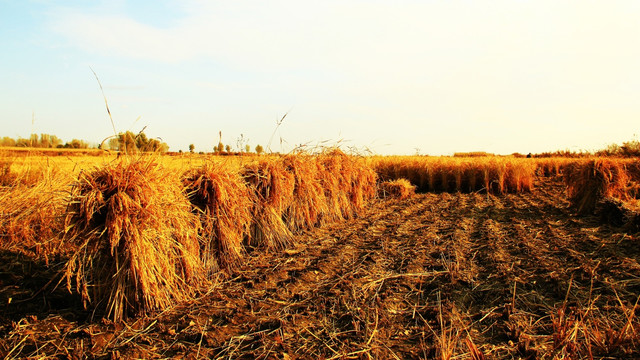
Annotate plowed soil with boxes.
[1,178,639,359]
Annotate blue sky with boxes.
[2,0,640,154]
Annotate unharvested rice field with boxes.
[1,151,639,359]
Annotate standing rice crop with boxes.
[64,157,205,321]
[0,175,66,259]
[371,156,535,194]
[183,161,252,274]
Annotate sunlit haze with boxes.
[2,0,639,155]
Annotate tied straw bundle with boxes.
[64,157,205,321]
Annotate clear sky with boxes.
[1,0,639,155]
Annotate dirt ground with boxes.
[1,177,639,359]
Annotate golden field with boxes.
[1,149,639,359]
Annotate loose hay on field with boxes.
[378,178,416,199]
[183,161,252,274]
[64,157,206,321]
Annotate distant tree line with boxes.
[596,139,640,157]
[533,139,640,158]
[105,131,169,153]
[0,134,91,149]
[211,142,264,155]
[0,131,170,153]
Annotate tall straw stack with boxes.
[347,155,377,215]
[318,150,357,221]
[242,159,295,250]
[564,159,630,214]
[183,161,252,274]
[64,158,205,321]
[242,150,377,249]
[282,155,329,231]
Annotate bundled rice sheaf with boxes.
[241,159,295,250]
[348,157,377,214]
[378,178,416,199]
[318,150,358,221]
[282,155,329,231]
[64,158,206,321]
[241,151,376,250]
[564,159,630,214]
[504,160,536,193]
[182,162,252,274]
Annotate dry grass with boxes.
[63,157,206,321]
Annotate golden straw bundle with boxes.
[282,155,329,231]
[64,157,205,321]
[242,159,295,250]
[183,161,252,274]
[564,159,630,214]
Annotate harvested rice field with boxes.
[1,154,640,359]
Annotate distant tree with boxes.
[29,134,38,147]
[225,144,231,153]
[16,137,30,147]
[11,133,63,148]
[64,139,89,149]
[39,134,63,148]
[245,144,251,153]
[215,142,224,153]
[189,144,195,153]
[108,137,120,151]
[0,137,16,147]
[135,132,149,151]
[111,131,168,153]
[119,131,137,153]
[255,144,264,154]
[146,138,169,153]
